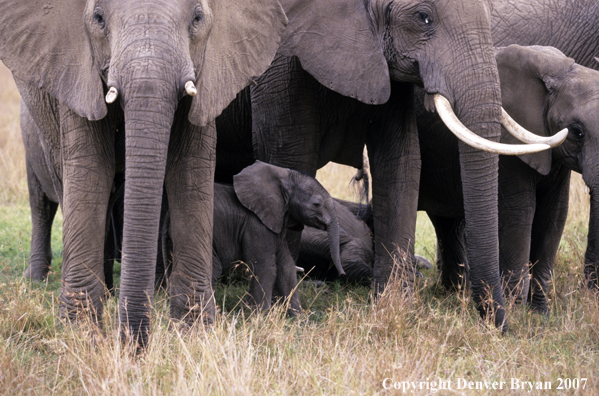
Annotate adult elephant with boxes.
[0,0,287,345]
[490,0,599,288]
[417,45,599,311]
[215,0,550,329]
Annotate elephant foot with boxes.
[529,303,549,315]
[58,284,105,328]
[24,262,52,281]
[170,289,216,327]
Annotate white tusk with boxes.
[295,266,305,273]
[185,81,197,96]
[105,87,118,104]
[501,108,567,148]
[433,94,551,155]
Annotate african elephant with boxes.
[298,198,373,286]
[489,0,599,288]
[215,0,551,329]
[160,161,343,313]
[417,44,599,312]
[0,0,287,344]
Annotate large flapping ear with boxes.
[0,0,106,121]
[188,0,287,126]
[277,0,390,105]
[496,45,575,175]
[233,161,290,234]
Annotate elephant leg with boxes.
[155,191,170,291]
[497,156,537,305]
[528,168,570,313]
[428,214,468,291]
[274,240,301,315]
[59,106,115,324]
[366,82,420,294]
[165,120,217,326]
[246,252,277,312]
[25,165,58,281]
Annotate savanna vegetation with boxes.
[1,61,598,394]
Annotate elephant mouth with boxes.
[431,94,567,155]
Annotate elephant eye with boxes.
[569,124,585,140]
[93,9,106,29]
[192,6,204,25]
[417,11,433,25]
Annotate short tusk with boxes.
[295,266,305,273]
[433,94,551,155]
[501,108,567,147]
[185,81,197,96]
[105,87,118,104]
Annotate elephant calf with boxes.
[298,198,374,285]
[418,45,599,312]
[162,161,344,314]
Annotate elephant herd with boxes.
[1,0,598,346]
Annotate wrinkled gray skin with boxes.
[20,104,123,295]
[490,0,599,288]
[298,199,374,286]
[162,161,342,313]
[417,45,599,313]
[217,0,509,329]
[0,0,287,345]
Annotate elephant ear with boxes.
[496,45,575,176]
[233,161,290,234]
[189,0,287,126]
[277,0,390,105]
[0,0,106,121]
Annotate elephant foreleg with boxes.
[165,120,216,327]
[59,106,115,325]
[366,82,420,295]
[528,167,570,313]
[428,214,468,291]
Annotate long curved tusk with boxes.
[105,87,118,104]
[433,94,551,155]
[185,81,197,96]
[501,108,567,147]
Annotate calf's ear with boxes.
[233,161,290,234]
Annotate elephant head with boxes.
[0,0,287,344]
[496,44,599,288]
[233,161,345,276]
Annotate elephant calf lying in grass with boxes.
[417,44,599,312]
[298,197,433,285]
[161,161,344,314]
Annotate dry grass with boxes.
[1,61,598,394]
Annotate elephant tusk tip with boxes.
[185,81,197,97]
[295,266,305,273]
[549,128,568,146]
[105,87,118,104]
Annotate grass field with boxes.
[1,61,598,395]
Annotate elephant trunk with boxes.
[584,188,599,289]
[116,60,181,346]
[325,197,345,276]
[421,18,506,329]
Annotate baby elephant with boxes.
[298,198,373,285]
[163,161,344,314]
